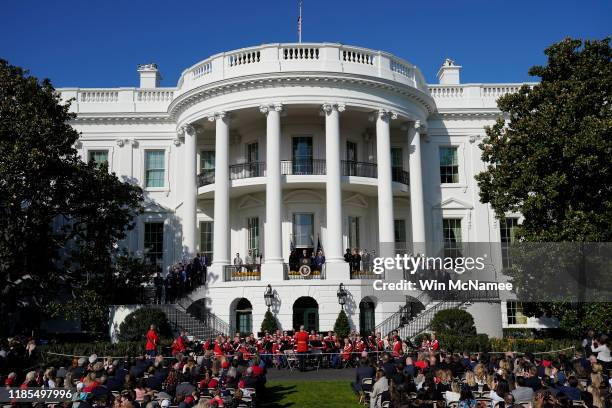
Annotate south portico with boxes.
[174,101,429,283]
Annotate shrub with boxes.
[333,309,351,338]
[118,307,173,342]
[436,333,490,353]
[430,309,476,336]
[260,310,279,333]
[489,338,580,355]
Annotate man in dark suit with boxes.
[351,357,376,395]
[192,254,202,285]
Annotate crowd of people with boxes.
[154,254,210,304]
[344,248,377,273]
[1,329,610,408]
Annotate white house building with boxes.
[59,43,555,339]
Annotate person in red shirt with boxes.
[171,331,187,356]
[430,333,440,351]
[294,325,309,372]
[392,335,402,357]
[341,338,354,365]
[145,324,159,357]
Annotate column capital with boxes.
[259,103,284,115]
[321,102,346,115]
[369,109,398,122]
[414,120,427,132]
[177,123,196,137]
[206,111,228,122]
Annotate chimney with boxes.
[437,58,461,85]
[137,63,161,88]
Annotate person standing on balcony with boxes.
[344,248,352,263]
[233,252,243,272]
[351,248,362,273]
[245,251,254,272]
[145,324,159,357]
[313,249,325,274]
[362,249,370,274]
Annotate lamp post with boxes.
[264,284,274,310]
[337,283,347,309]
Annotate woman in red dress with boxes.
[145,324,159,357]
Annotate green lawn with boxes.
[260,380,363,407]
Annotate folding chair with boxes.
[360,377,373,405]
[284,349,298,371]
[310,349,323,371]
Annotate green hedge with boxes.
[430,309,477,336]
[41,340,173,367]
[435,333,490,353]
[489,338,580,355]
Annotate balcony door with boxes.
[293,213,314,249]
[292,136,313,174]
[346,141,358,176]
[246,142,260,177]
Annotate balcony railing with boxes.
[223,265,261,281]
[351,269,385,280]
[198,160,409,187]
[392,167,410,185]
[341,160,377,178]
[281,159,326,175]
[230,162,265,180]
[198,169,215,186]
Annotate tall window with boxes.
[200,150,215,171]
[394,219,407,251]
[246,142,259,163]
[292,137,313,174]
[391,147,403,168]
[88,150,109,166]
[346,141,358,161]
[442,218,462,258]
[501,217,520,268]
[144,222,164,267]
[293,213,314,248]
[247,217,260,257]
[145,150,165,188]
[200,221,213,262]
[439,147,459,183]
[507,301,528,325]
[348,216,360,249]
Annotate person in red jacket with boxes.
[341,338,354,363]
[171,331,187,356]
[145,324,159,357]
[294,325,309,372]
[430,333,440,351]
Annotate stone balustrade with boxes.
[56,43,533,114]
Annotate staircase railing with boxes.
[375,285,500,340]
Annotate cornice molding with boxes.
[69,113,174,125]
[168,72,436,120]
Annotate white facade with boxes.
[59,44,550,337]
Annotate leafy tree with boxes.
[430,309,476,336]
[475,38,612,335]
[333,309,351,338]
[260,310,279,333]
[118,307,173,342]
[0,59,145,335]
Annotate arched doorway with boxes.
[232,298,253,335]
[292,297,319,332]
[359,297,376,336]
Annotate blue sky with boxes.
[1,0,609,88]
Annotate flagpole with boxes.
[298,0,302,43]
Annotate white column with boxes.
[322,103,345,265]
[408,120,427,255]
[260,103,284,266]
[375,110,396,258]
[179,124,197,258]
[210,112,230,268]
